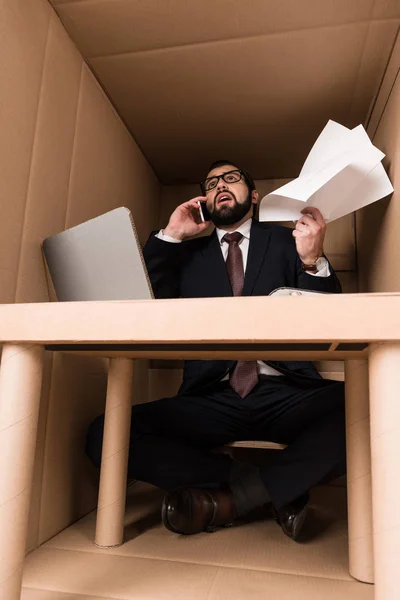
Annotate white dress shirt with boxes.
[157,219,330,377]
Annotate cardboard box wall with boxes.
[1,0,398,564]
[356,36,400,292]
[50,0,400,185]
[0,0,161,552]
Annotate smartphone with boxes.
[197,200,211,222]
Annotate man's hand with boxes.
[163,197,210,240]
[292,207,326,264]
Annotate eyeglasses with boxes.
[200,169,244,193]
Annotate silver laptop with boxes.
[43,207,153,301]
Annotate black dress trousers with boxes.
[86,374,346,510]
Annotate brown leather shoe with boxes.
[272,494,309,541]
[161,487,237,535]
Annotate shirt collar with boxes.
[216,218,252,245]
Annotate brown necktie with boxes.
[223,232,259,398]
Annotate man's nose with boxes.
[216,179,228,191]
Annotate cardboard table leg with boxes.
[0,344,44,600]
[94,358,134,548]
[345,359,374,583]
[369,343,400,600]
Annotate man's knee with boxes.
[321,381,345,414]
[85,403,160,469]
[85,414,105,468]
[130,402,162,435]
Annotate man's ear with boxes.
[251,190,259,205]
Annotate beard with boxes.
[210,191,252,227]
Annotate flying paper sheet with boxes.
[259,120,394,222]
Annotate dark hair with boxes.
[205,160,256,192]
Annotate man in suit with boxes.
[86,160,345,541]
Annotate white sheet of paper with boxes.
[328,162,394,222]
[299,121,384,176]
[259,120,393,222]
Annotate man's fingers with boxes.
[301,207,326,228]
[198,221,210,231]
[296,215,319,232]
[292,228,309,238]
[184,196,207,207]
[295,221,312,234]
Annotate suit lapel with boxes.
[201,231,233,296]
[242,220,272,296]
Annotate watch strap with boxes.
[301,255,324,273]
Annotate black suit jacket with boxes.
[143,219,342,395]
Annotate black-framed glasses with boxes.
[200,169,244,194]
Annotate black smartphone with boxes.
[197,200,211,222]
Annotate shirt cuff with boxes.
[156,230,182,243]
[307,257,330,277]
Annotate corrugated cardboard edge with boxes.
[41,245,60,302]
[124,207,155,300]
[367,29,400,139]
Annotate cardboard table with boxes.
[0,294,399,599]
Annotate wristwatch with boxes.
[301,256,325,273]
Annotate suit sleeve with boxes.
[142,232,185,299]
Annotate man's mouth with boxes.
[216,192,235,205]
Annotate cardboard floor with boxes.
[22,482,374,600]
